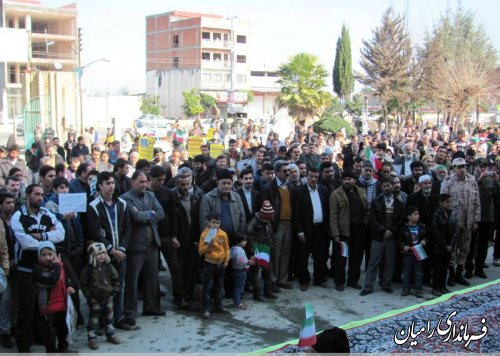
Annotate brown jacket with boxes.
[329,185,368,239]
[0,221,10,275]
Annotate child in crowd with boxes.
[399,206,427,297]
[230,236,254,309]
[432,194,457,297]
[33,241,76,353]
[80,242,121,350]
[198,212,230,319]
[246,201,276,301]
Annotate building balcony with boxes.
[201,59,231,69]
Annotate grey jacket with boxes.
[120,189,164,252]
[199,188,246,236]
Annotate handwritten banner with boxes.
[187,136,204,157]
[138,136,156,160]
[210,143,225,158]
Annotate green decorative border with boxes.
[251,279,499,354]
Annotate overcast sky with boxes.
[42,0,500,94]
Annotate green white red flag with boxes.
[254,243,270,268]
[298,303,317,347]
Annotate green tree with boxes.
[333,24,354,104]
[140,95,160,115]
[277,53,331,122]
[182,89,204,118]
[313,114,353,135]
[200,92,216,112]
[358,8,413,129]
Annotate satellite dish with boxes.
[54,62,63,70]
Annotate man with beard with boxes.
[434,146,450,168]
[401,161,424,195]
[342,135,360,170]
[407,175,439,286]
[391,176,408,205]
[11,185,64,352]
[394,143,419,177]
[352,157,364,179]
[329,169,368,291]
[296,160,308,185]
[432,165,448,196]
[192,155,211,188]
[361,177,405,296]
[319,162,341,197]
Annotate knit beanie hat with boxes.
[259,200,275,221]
[87,242,110,266]
[38,241,56,257]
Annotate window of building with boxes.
[173,57,179,68]
[213,53,222,61]
[202,52,210,61]
[251,71,265,77]
[237,74,247,84]
[213,32,222,41]
[267,72,278,77]
[224,53,229,61]
[226,74,231,83]
[213,73,223,83]
[8,65,16,83]
[202,32,210,40]
[203,73,211,82]
[173,35,179,48]
[236,55,247,63]
[236,35,247,44]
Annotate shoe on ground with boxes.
[360,289,372,296]
[0,334,14,348]
[115,319,140,331]
[474,270,487,279]
[382,287,394,294]
[88,339,99,350]
[455,275,470,286]
[493,259,500,267]
[263,293,278,299]
[440,287,451,294]
[347,282,362,290]
[213,307,229,314]
[431,289,442,297]
[300,284,308,291]
[107,335,121,345]
[401,289,410,296]
[464,270,473,279]
[277,282,293,290]
[174,299,190,310]
[415,290,424,298]
[253,295,266,302]
[236,303,247,310]
[335,285,345,292]
[202,311,210,319]
[143,309,166,317]
[271,285,282,293]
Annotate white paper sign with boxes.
[58,193,87,214]
[66,295,77,344]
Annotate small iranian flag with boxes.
[411,244,428,261]
[298,303,317,347]
[364,147,383,172]
[253,243,270,268]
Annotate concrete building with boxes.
[0,0,79,147]
[146,10,251,119]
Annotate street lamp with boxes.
[75,58,110,134]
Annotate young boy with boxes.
[80,242,121,350]
[198,212,230,319]
[399,206,428,297]
[432,194,457,296]
[230,236,254,309]
[33,241,76,353]
[246,201,276,301]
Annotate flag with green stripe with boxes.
[253,243,270,268]
[298,303,317,347]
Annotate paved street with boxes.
[2,247,495,353]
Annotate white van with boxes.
[134,115,173,138]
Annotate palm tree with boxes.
[277,53,331,122]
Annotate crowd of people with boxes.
[0,119,498,352]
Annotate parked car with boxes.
[134,114,174,138]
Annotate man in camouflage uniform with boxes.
[440,158,481,286]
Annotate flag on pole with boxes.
[253,243,270,268]
[340,241,349,258]
[411,244,428,261]
[364,147,383,172]
[298,303,317,347]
